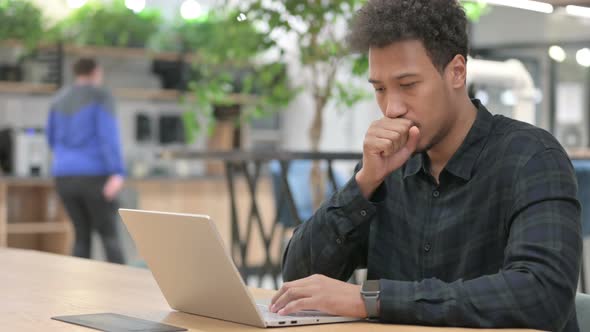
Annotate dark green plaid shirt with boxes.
[282,100,582,331]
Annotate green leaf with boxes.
[177,7,298,138]
[0,0,44,49]
[56,0,162,47]
[334,82,372,109]
[461,1,490,22]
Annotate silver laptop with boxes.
[119,209,361,328]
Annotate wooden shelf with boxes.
[0,178,55,187]
[0,81,258,104]
[0,39,27,48]
[0,82,181,101]
[114,87,181,101]
[104,88,255,103]
[0,82,57,95]
[7,222,70,235]
[2,40,196,61]
[56,44,200,62]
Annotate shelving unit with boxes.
[59,44,201,63]
[0,42,276,256]
[0,179,73,254]
[0,41,261,100]
[0,42,188,101]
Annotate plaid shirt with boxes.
[282,100,582,331]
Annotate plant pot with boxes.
[206,104,242,175]
[213,104,241,122]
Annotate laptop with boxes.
[118,209,361,328]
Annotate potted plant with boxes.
[239,0,370,207]
[155,10,296,152]
[0,0,44,81]
[54,0,161,48]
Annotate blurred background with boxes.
[1,0,590,290]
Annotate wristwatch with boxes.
[361,280,381,319]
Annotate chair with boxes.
[577,292,590,332]
[269,160,347,227]
[572,160,590,293]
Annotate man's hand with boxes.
[103,174,124,201]
[269,274,367,318]
[356,118,420,198]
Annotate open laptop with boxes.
[118,209,361,328]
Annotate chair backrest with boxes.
[572,160,590,236]
[269,160,348,227]
[577,292,590,332]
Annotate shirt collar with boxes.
[403,99,494,181]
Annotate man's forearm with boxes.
[282,177,375,282]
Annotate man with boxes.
[269,0,582,331]
[47,58,126,264]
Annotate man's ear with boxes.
[445,55,467,89]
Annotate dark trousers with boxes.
[55,176,125,264]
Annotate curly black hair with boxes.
[348,0,469,71]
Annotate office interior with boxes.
[2,0,590,329]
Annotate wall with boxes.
[472,6,590,48]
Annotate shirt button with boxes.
[432,190,440,198]
[424,243,432,252]
[336,238,343,245]
[360,210,367,217]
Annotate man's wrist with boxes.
[361,280,381,319]
[356,289,380,320]
[356,290,368,318]
[355,170,383,199]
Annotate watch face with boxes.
[362,280,380,293]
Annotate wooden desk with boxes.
[0,248,540,332]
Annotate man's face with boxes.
[90,67,104,86]
[368,40,458,153]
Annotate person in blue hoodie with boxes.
[47,58,125,264]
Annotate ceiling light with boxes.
[475,0,553,14]
[501,90,517,106]
[180,0,202,21]
[125,0,146,13]
[576,48,590,67]
[548,45,566,63]
[474,90,489,105]
[67,0,87,9]
[566,5,590,19]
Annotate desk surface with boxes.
[0,248,540,332]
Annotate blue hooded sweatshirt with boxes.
[46,85,125,177]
